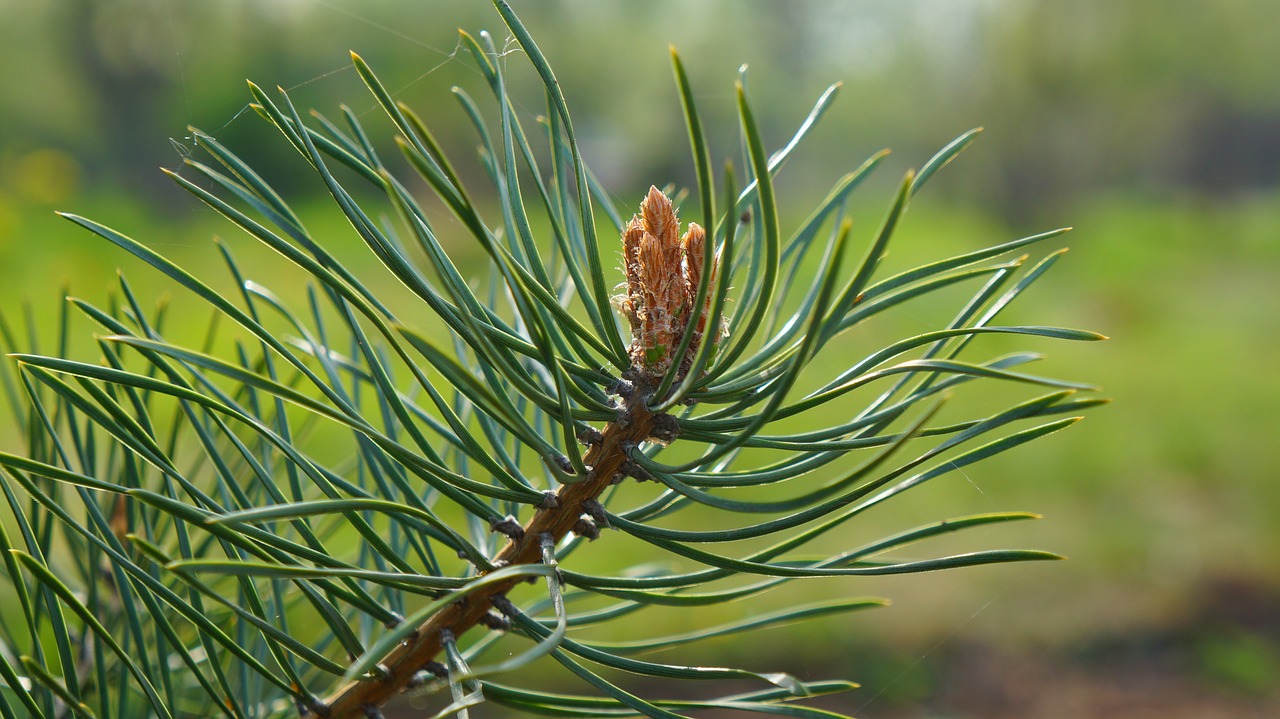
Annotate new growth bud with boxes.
[619,186,725,384]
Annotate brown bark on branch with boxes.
[316,399,656,718]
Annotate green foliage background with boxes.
[1,0,1277,713]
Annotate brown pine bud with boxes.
[621,216,646,331]
[619,187,726,385]
[641,186,679,255]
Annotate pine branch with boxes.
[319,391,656,718]
[0,3,1105,717]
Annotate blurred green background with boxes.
[2,1,1278,716]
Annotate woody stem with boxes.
[316,393,657,718]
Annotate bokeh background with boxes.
[2,1,1278,717]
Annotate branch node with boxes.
[609,377,635,398]
[489,515,525,542]
[613,403,632,425]
[423,661,449,679]
[572,515,601,541]
[648,412,680,444]
[619,451,653,482]
[581,499,611,528]
[479,611,511,632]
[576,425,604,446]
[303,696,331,718]
[540,490,561,510]
[550,453,574,475]
[490,594,517,616]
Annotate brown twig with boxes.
[316,398,656,718]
